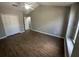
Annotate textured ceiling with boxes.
[0,2,75,14]
[0,2,39,14]
[38,2,74,6]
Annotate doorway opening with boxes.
[24,16,31,31]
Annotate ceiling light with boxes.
[25,4,32,10]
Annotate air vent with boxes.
[12,4,18,7]
[12,2,24,7]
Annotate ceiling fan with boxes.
[11,2,39,14]
[12,2,39,10]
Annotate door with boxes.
[1,14,20,36]
[24,17,31,30]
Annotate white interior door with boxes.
[1,14,20,36]
[24,17,31,30]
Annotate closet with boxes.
[1,14,20,36]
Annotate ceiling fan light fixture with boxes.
[25,4,32,10]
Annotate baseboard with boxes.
[31,29,64,39]
[0,30,64,39]
[0,31,25,40]
[0,36,7,40]
[20,31,25,33]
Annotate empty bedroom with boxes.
[0,2,79,57]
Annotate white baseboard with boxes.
[0,29,64,39]
[0,31,25,40]
[20,31,25,33]
[31,29,64,39]
[0,36,7,40]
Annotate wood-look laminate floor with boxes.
[0,30,64,57]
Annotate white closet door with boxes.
[1,14,20,36]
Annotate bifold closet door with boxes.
[1,14,20,36]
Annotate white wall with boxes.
[29,5,69,38]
